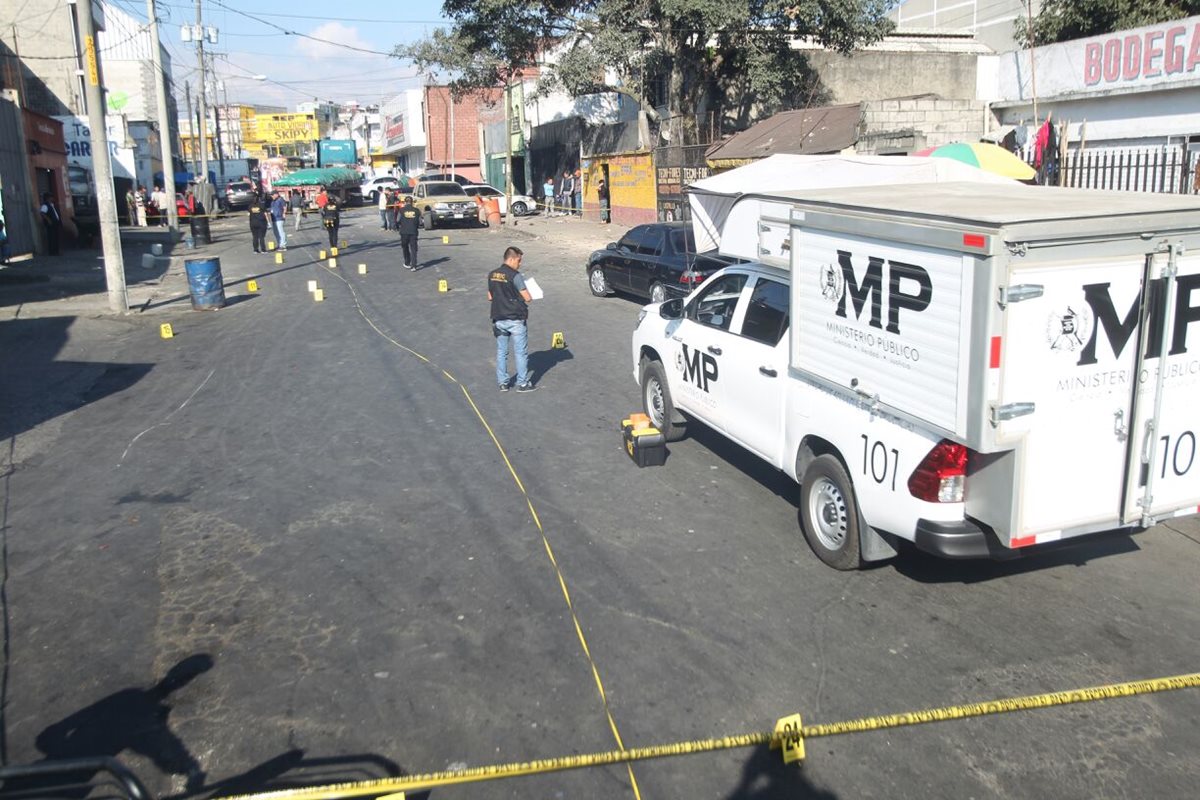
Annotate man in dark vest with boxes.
[321,197,341,249]
[487,246,536,392]
[247,194,270,253]
[397,196,420,269]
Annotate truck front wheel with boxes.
[640,359,687,442]
[799,455,863,570]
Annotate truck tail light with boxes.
[908,440,969,503]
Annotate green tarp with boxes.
[273,167,360,188]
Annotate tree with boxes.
[1019,0,1200,47]
[397,1,895,141]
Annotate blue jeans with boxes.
[494,319,530,386]
[272,218,287,248]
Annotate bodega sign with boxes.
[998,16,1200,101]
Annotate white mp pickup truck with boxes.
[632,181,1200,569]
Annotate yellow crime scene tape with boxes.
[291,260,1200,800]
[217,671,1200,800]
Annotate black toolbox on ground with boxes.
[622,418,667,467]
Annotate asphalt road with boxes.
[2,209,1199,800]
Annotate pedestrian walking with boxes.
[572,168,582,215]
[321,197,341,249]
[315,187,329,210]
[291,190,304,231]
[39,193,62,255]
[135,186,148,227]
[378,186,391,230]
[542,176,555,216]
[597,178,610,224]
[488,245,536,392]
[397,196,420,269]
[269,190,288,250]
[125,188,138,226]
[559,171,573,216]
[247,194,270,254]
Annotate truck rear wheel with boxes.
[640,359,687,442]
[799,455,863,570]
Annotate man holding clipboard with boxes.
[488,246,539,393]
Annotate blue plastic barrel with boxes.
[184,257,226,310]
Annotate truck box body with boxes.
[318,139,357,167]
[784,183,1200,546]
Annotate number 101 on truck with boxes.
[631,181,1200,569]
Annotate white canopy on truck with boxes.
[687,154,1015,258]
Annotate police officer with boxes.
[397,196,420,270]
[321,197,341,249]
[247,193,270,254]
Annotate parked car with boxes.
[418,172,473,186]
[587,222,739,304]
[224,180,257,211]
[362,175,401,203]
[411,181,479,229]
[463,184,537,216]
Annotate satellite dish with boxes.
[660,125,672,142]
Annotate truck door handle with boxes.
[759,366,777,377]
[707,345,722,356]
[671,335,683,342]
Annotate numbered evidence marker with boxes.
[328,257,338,269]
[441,235,450,244]
[307,279,318,293]
[339,239,347,248]
[314,288,325,302]
[275,252,284,264]
[551,331,566,349]
[159,323,174,339]
[319,249,327,260]
[247,279,259,293]
[267,241,276,251]
[330,246,339,257]
[771,714,805,765]
[437,279,449,293]
[357,263,367,274]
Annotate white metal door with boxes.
[997,257,1147,539]
[719,276,789,462]
[1122,249,1200,523]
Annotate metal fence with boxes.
[1024,143,1200,194]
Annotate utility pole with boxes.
[147,0,178,230]
[504,76,515,227]
[185,80,195,172]
[195,0,209,182]
[75,0,128,313]
[210,72,225,184]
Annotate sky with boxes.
[115,0,453,110]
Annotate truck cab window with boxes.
[741,278,789,345]
[688,273,748,331]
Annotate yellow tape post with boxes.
[159,323,174,339]
[247,280,259,293]
[437,279,448,293]
[213,671,1200,800]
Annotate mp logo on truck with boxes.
[676,344,718,392]
[1047,275,1200,365]
[823,250,933,334]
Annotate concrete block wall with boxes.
[857,98,997,154]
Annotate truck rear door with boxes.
[1121,249,1200,524]
[997,255,1147,540]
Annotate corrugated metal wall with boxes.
[0,94,36,257]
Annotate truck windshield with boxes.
[67,166,90,195]
[425,184,464,197]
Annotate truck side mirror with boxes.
[659,298,684,319]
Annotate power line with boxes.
[205,0,398,56]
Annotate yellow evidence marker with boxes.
[159,323,174,339]
[331,246,339,256]
[329,257,338,269]
[319,249,327,260]
[437,279,449,292]
[247,279,259,293]
[307,279,317,292]
[340,239,347,248]
[551,331,566,349]
[441,235,450,244]
[358,263,367,274]
[267,241,276,251]
[771,714,805,765]
[275,252,284,264]
[314,288,325,302]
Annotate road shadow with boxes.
[0,318,153,441]
[416,257,450,270]
[687,424,798,504]
[725,745,839,799]
[528,347,574,382]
